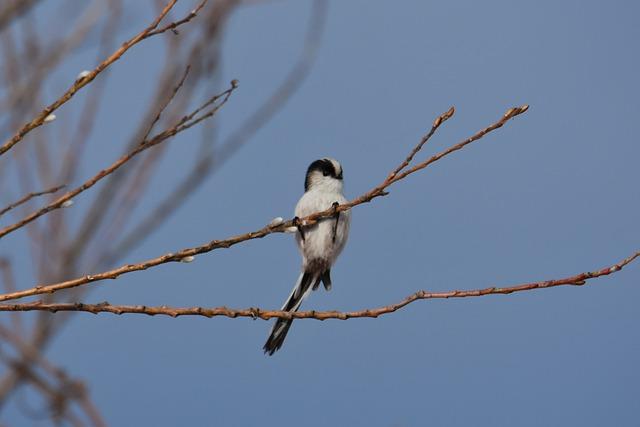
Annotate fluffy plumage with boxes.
[263,158,351,355]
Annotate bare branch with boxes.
[0,249,636,320]
[387,106,455,180]
[0,185,65,218]
[0,81,238,240]
[0,3,104,120]
[0,0,207,157]
[61,51,191,271]
[0,105,527,303]
[142,65,192,141]
[147,0,209,37]
[102,0,329,264]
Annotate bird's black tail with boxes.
[263,271,320,355]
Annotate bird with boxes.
[263,158,351,355]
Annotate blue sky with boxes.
[2,1,639,425]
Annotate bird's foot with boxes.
[293,216,306,241]
[331,202,340,243]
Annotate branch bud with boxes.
[433,106,455,128]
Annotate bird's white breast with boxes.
[294,188,350,271]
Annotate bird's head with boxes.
[304,158,344,193]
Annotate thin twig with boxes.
[0,185,65,218]
[1,250,636,320]
[0,2,104,119]
[0,105,527,303]
[67,64,194,270]
[387,106,455,181]
[62,51,191,271]
[0,81,238,240]
[142,65,191,141]
[0,0,207,157]
[147,0,209,37]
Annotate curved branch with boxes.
[0,104,528,303]
[0,250,636,320]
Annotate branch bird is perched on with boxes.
[263,158,351,355]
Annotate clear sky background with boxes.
[2,1,639,426]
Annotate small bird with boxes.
[263,158,351,355]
